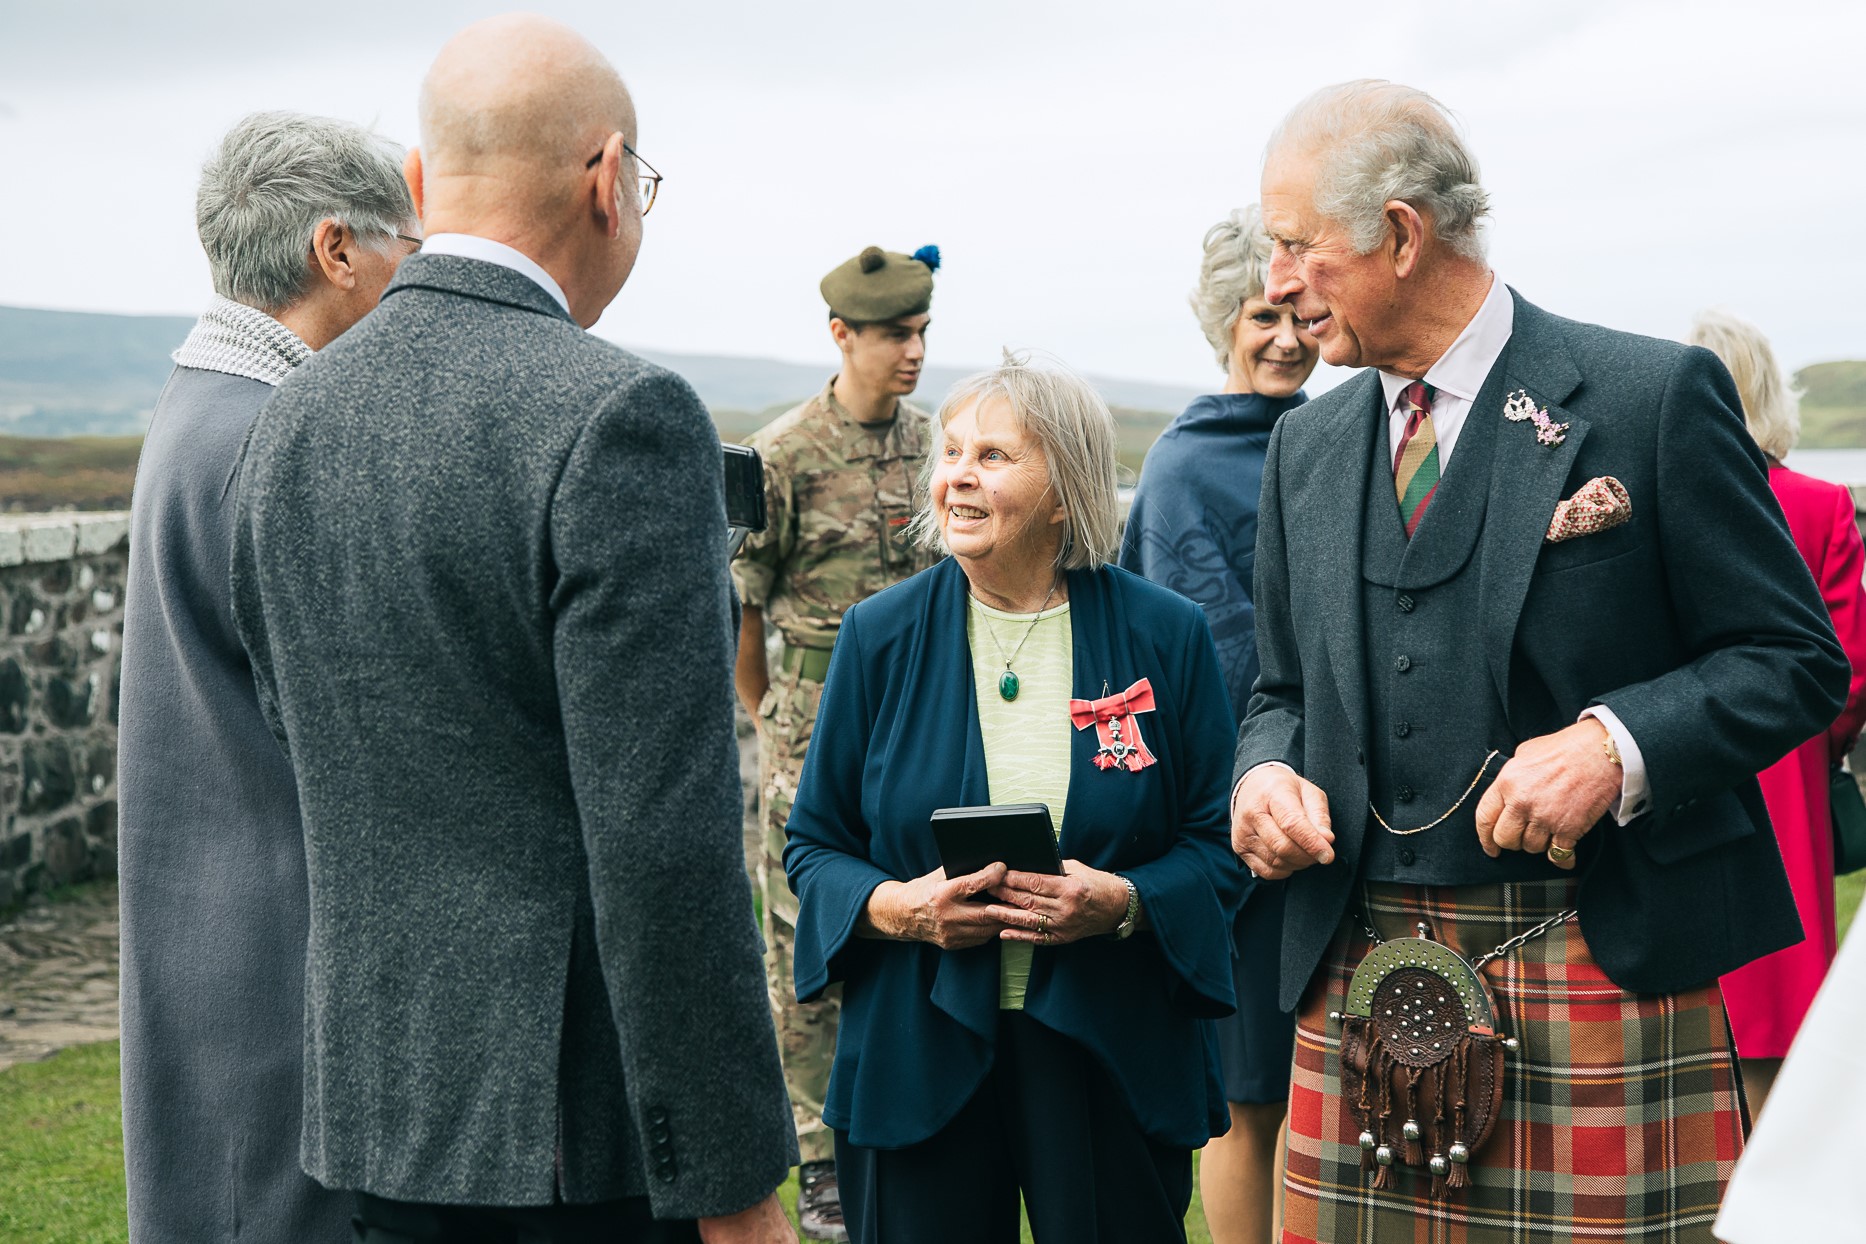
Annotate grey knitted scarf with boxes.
[171,296,311,386]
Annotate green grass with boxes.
[3,866,1856,1242]
[1838,868,1863,943]
[0,1041,127,1242]
[0,1041,1211,1241]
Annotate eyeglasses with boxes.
[584,141,661,217]
[395,234,423,249]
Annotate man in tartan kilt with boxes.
[1232,80,1849,1243]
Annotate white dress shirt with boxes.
[1242,272,1650,826]
[418,233,572,319]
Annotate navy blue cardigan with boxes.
[783,557,1245,1150]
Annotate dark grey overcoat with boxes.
[228,253,796,1216]
[118,364,354,1241]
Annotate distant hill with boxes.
[0,306,194,437]
[1797,360,1866,448]
[0,435,142,512]
[0,304,1195,455]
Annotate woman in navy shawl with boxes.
[1118,206,1320,1244]
[785,355,1244,1243]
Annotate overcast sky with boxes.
[2,0,1861,396]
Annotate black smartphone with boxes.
[723,443,766,557]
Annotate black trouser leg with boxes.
[1001,1013,1192,1243]
[835,1013,1192,1244]
[833,1076,1021,1244]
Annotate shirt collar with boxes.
[1378,272,1514,412]
[419,233,572,318]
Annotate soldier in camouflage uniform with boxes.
[731,244,940,1241]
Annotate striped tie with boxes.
[1393,380,1440,538]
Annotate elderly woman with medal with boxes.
[783,353,1245,1243]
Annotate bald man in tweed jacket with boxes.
[230,16,795,1243]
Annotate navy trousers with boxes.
[834,1012,1193,1243]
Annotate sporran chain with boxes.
[1360,902,1578,970]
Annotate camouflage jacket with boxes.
[731,378,934,649]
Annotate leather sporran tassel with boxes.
[1372,1045,1398,1188]
[1354,1024,1378,1174]
[1402,1066,1425,1166]
[1448,1041,1471,1189]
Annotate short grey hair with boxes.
[1269,80,1489,262]
[912,351,1121,572]
[1191,206,1272,371]
[197,111,415,313]
[1688,309,1800,460]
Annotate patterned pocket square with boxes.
[1546,476,1632,543]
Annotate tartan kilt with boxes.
[1283,879,1745,1243]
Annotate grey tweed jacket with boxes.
[229,253,797,1217]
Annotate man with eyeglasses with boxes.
[730,245,940,1242]
[229,14,796,1244]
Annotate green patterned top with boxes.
[967,594,1073,1010]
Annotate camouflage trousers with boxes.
[753,666,839,1165]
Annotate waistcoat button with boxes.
[1397,594,1415,613]
[1395,654,1412,672]
[1397,785,1415,803]
[1398,846,1416,866]
[1395,721,1411,738]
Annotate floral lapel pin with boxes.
[1068,678,1158,772]
[1503,390,1570,447]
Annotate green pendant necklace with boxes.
[977,577,1060,702]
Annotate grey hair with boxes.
[196,111,415,313]
[1191,206,1272,372]
[1688,309,1800,460]
[1269,80,1489,262]
[910,350,1121,572]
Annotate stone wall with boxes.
[0,490,1864,911]
[0,514,128,910]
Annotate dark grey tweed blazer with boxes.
[230,253,796,1216]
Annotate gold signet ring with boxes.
[1547,843,1576,863]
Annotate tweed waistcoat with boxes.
[1358,359,1562,885]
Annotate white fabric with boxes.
[419,233,571,317]
[170,297,311,386]
[1579,706,1647,822]
[1239,273,1650,826]
[1715,915,1866,1242]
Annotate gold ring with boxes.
[1547,843,1576,862]
[1037,913,1049,935]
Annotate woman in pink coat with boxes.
[1692,309,1866,1115]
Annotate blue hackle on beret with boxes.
[912,245,941,273]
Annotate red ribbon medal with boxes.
[1069,678,1159,772]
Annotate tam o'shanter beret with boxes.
[821,244,940,322]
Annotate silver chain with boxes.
[1368,750,1500,836]
[1470,908,1577,970]
[1361,905,1577,971]
[974,576,1060,674]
